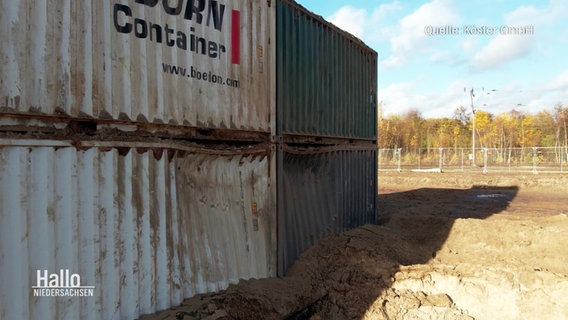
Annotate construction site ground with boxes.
[142,171,568,320]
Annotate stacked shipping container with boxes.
[0,144,275,319]
[277,146,377,274]
[276,0,377,141]
[275,0,378,276]
[0,0,377,319]
[0,0,274,131]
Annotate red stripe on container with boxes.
[231,10,240,64]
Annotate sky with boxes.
[295,0,568,119]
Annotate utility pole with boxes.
[469,88,476,166]
[466,87,495,167]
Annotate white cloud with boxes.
[367,1,403,43]
[378,81,422,116]
[327,0,462,69]
[327,1,402,42]
[378,81,465,119]
[505,0,567,26]
[377,80,558,119]
[427,82,475,117]
[327,6,367,38]
[457,72,568,116]
[470,35,534,71]
[461,38,477,53]
[327,1,568,118]
[381,55,405,69]
[430,51,462,65]
[544,68,568,92]
[519,68,568,111]
[469,0,567,72]
[384,0,460,68]
[371,1,403,21]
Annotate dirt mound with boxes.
[141,173,568,320]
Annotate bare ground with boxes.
[141,172,568,320]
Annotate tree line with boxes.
[378,104,568,150]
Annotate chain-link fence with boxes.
[379,147,568,173]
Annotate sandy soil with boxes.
[141,172,568,320]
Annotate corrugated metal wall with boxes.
[0,0,274,132]
[1,0,379,318]
[274,0,378,276]
[0,142,275,320]
[276,0,378,141]
[277,146,377,275]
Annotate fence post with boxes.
[438,148,443,172]
[397,148,402,172]
[532,147,538,174]
[378,149,381,171]
[565,146,568,173]
[563,146,568,174]
[562,146,567,174]
[482,148,488,174]
[461,148,464,171]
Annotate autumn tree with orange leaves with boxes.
[378,104,568,150]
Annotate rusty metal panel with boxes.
[276,0,378,141]
[277,146,377,275]
[0,142,275,320]
[0,0,274,132]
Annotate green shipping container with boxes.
[276,0,378,142]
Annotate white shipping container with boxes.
[0,1,379,318]
[0,0,274,132]
[0,141,276,320]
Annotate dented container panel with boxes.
[0,0,274,132]
[0,142,276,320]
[276,0,378,141]
[277,146,377,275]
